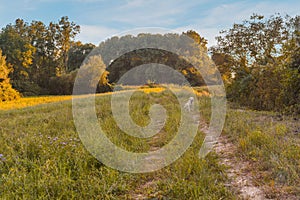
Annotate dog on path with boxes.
[184,97,194,112]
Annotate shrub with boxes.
[12,80,47,96]
[0,81,20,101]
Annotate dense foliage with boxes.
[92,32,217,86]
[211,14,300,113]
[0,17,211,96]
[0,17,91,95]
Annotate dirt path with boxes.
[130,113,294,200]
[199,114,267,200]
[130,115,269,199]
[129,120,165,199]
[214,135,267,200]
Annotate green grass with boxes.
[223,109,300,198]
[0,89,233,199]
[1,89,298,199]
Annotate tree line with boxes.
[0,16,95,96]
[0,18,213,96]
[69,31,215,95]
[0,14,299,114]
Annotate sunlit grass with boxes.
[223,109,300,198]
[0,95,74,110]
[0,85,210,111]
[2,86,297,198]
[0,88,233,199]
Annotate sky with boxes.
[0,0,299,47]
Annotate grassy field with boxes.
[0,87,299,199]
[223,109,300,198]
[0,88,232,199]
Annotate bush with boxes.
[48,69,112,95]
[12,80,47,96]
[0,81,20,101]
[49,70,77,95]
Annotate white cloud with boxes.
[112,5,180,26]
[76,25,118,45]
[200,1,300,27]
[10,0,298,48]
[177,0,300,47]
[110,0,207,27]
[75,0,105,2]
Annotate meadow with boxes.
[0,87,299,199]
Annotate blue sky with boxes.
[0,0,299,46]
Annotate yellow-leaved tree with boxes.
[0,50,20,101]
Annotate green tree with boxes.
[211,14,289,78]
[28,20,49,86]
[100,33,212,86]
[0,21,35,82]
[0,17,81,94]
[70,55,111,94]
[278,16,300,113]
[56,16,80,75]
[211,13,300,112]
[211,53,234,84]
[184,30,208,50]
[67,41,95,72]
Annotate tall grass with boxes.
[0,89,233,199]
[1,87,298,198]
[223,109,300,197]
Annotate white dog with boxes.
[184,97,194,112]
